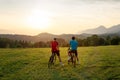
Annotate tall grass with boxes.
[0,46,120,80]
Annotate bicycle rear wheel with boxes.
[48,53,55,68]
[71,53,76,67]
[73,54,76,67]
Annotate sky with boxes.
[0,0,120,35]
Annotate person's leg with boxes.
[56,51,62,62]
[75,50,80,64]
[56,51,64,66]
[75,50,78,61]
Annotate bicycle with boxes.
[48,52,56,68]
[68,50,77,67]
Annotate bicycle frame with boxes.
[68,52,76,67]
[48,52,56,68]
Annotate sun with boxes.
[26,10,51,29]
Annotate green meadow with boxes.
[0,46,120,80]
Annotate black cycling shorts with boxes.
[69,50,78,57]
[52,50,60,56]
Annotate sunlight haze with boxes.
[0,0,120,35]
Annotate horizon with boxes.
[0,24,120,36]
[0,0,120,35]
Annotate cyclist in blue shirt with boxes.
[68,36,80,64]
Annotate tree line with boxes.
[0,35,120,48]
[0,37,67,48]
[77,35,120,46]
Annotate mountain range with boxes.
[81,24,120,34]
[0,24,120,42]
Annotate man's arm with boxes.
[56,42,59,50]
[68,41,71,50]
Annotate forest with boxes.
[0,35,120,48]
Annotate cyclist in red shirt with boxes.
[51,38,64,66]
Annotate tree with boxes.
[98,38,105,45]
[105,36,111,45]
[111,36,120,45]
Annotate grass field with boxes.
[0,46,120,80]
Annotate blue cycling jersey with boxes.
[70,40,78,50]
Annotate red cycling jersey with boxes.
[51,41,58,51]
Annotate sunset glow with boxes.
[0,0,120,35]
[26,10,51,29]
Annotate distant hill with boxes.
[81,26,107,34]
[36,32,87,42]
[0,33,87,42]
[36,32,56,42]
[0,31,120,43]
[0,34,40,42]
[107,24,120,33]
[81,24,120,34]
[0,24,120,42]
